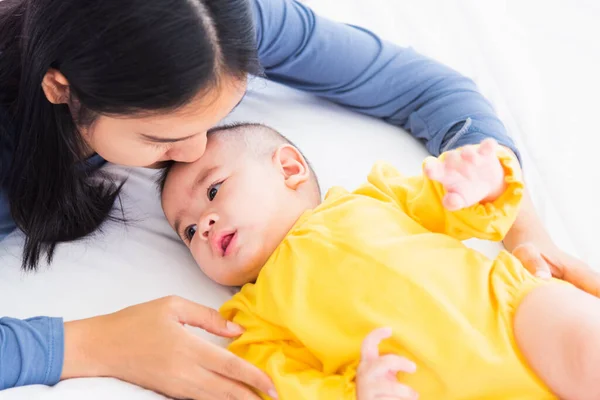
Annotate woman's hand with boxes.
[62,296,277,400]
[505,187,600,297]
[510,238,600,297]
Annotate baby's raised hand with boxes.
[357,328,419,400]
[424,138,506,211]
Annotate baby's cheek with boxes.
[190,245,223,283]
[190,245,205,266]
[192,251,214,277]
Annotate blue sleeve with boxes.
[0,317,64,390]
[0,189,15,241]
[251,0,520,160]
[0,106,16,241]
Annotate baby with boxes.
[160,123,600,400]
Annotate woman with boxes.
[0,0,596,399]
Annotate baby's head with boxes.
[160,123,321,286]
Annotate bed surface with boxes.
[1,0,597,398]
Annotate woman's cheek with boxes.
[96,138,159,166]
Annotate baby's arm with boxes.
[230,339,356,399]
[221,293,417,399]
[361,138,523,241]
[223,326,417,400]
[221,290,354,399]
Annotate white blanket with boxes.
[1,0,597,398]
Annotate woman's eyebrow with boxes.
[140,132,199,143]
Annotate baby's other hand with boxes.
[424,138,506,211]
[357,328,419,400]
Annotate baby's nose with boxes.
[200,212,219,239]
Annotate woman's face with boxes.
[82,75,247,167]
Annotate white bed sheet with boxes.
[1,0,597,399]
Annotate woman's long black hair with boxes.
[0,0,261,271]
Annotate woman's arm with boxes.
[252,0,518,158]
[504,191,600,297]
[0,317,64,389]
[1,297,275,399]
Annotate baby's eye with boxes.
[207,182,222,201]
[184,224,197,241]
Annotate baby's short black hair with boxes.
[157,122,321,197]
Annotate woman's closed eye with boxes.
[144,139,172,151]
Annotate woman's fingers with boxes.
[512,243,552,279]
[168,297,276,398]
[195,339,277,398]
[563,256,600,298]
[164,296,244,337]
[69,297,278,400]
[188,366,265,400]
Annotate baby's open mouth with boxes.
[220,232,235,255]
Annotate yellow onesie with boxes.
[220,150,558,400]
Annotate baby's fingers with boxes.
[442,192,467,211]
[478,138,498,157]
[377,381,420,400]
[460,146,478,164]
[424,158,445,182]
[445,150,462,171]
[361,327,393,362]
[369,354,417,376]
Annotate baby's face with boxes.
[162,136,310,285]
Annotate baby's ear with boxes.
[273,145,310,190]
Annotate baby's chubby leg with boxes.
[514,283,600,399]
